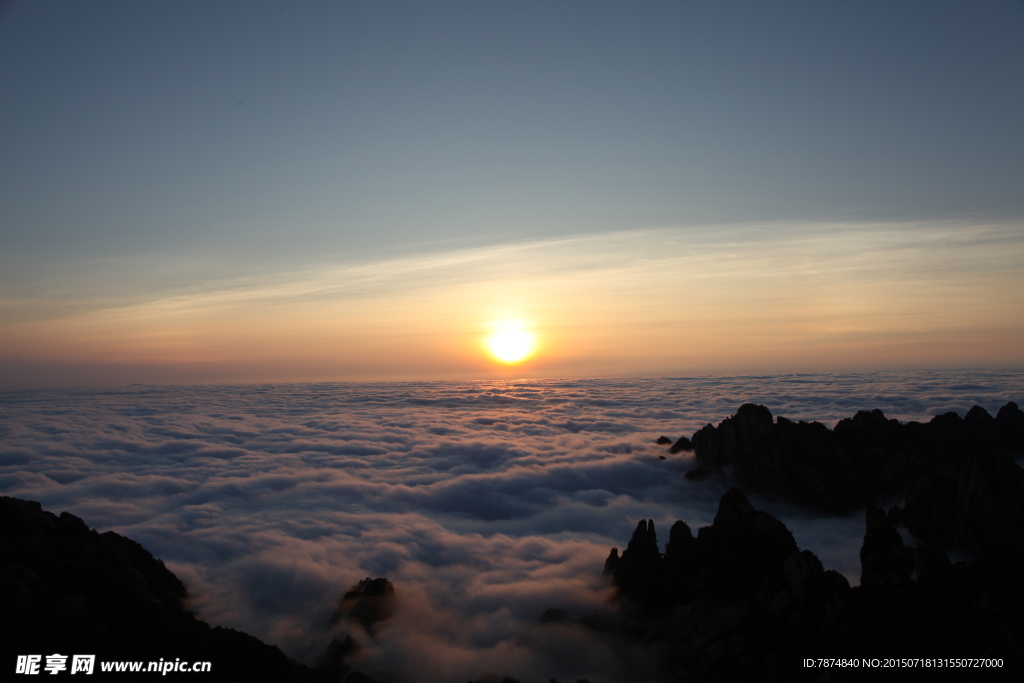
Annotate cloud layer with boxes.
[1,371,1021,681]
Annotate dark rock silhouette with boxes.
[318,577,396,682]
[0,496,313,682]
[997,401,1024,449]
[330,577,396,634]
[345,673,384,683]
[682,466,716,481]
[314,633,359,682]
[900,450,1024,560]
[691,404,860,511]
[611,519,663,609]
[605,489,849,680]
[656,436,673,445]
[601,547,619,576]
[687,402,1024,529]
[859,507,914,588]
[668,435,692,453]
[601,488,1024,681]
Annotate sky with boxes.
[2,0,1024,388]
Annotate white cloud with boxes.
[1,372,1021,680]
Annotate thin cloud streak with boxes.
[2,221,1023,388]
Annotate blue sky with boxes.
[2,1,1023,386]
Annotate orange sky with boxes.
[2,220,1022,389]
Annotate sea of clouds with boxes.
[2,371,1022,682]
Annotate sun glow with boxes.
[485,320,537,364]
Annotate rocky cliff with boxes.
[602,489,1023,681]
[0,496,313,682]
[681,402,1024,562]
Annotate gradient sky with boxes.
[2,0,1023,388]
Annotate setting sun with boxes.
[485,321,537,364]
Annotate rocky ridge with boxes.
[0,496,317,681]
[600,489,1022,681]
[0,496,395,682]
[674,402,1024,561]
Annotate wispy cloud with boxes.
[2,221,1022,387]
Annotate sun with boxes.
[485,321,537,364]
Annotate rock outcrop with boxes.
[605,489,849,680]
[330,577,396,634]
[317,577,396,683]
[668,435,693,453]
[689,404,861,511]
[0,496,313,682]
[859,507,915,588]
[610,519,664,609]
[900,449,1024,560]
[601,489,1024,680]
[682,402,1024,527]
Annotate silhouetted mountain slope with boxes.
[683,402,1024,538]
[317,577,396,683]
[0,496,314,682]
[602,489,1022,682]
